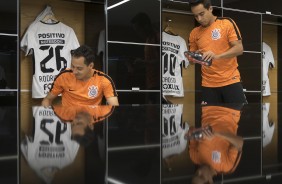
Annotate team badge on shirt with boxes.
[211,29,221,40]
[212,151,221,163]
[88,85,98,98]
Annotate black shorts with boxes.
[201,82,247,104]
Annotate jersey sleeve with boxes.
[266,44,275,68]
[226,18,242,42]
[21,26,36,56]
[102,76,118,98]
[179,37,189,68]
[188,29,198,52]
[20,29,30,55]
[49,73,65,96]
[65,27,80,51]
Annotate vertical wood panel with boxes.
[262,24,278,127]
[263,24,278,94]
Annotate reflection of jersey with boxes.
[262,42,275,96]
[189,105,241,173]
[162,32,189,97]
[21,106,79,183]
[21,21,80,98]
[53,105,115,123]
[262,103,275,147]
[162,104,189,158]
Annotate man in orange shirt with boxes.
[42,45,119,107]
[186,0,247,104]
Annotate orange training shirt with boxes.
[189,17,242,87]
[189,105,242,173]
[50,69,118,106]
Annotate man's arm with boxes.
[201,128,243,151]
[41,92,57,107]
[216,40,243,59]
[215,132,244,151]
[106,96,119,106]
[203,40,243,61]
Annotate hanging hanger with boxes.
[164,18,177,36]
[41,12,59,23]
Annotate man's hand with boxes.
[202,50,218,61]
[41,98,52,108]
[184,51,212,66]
[202,126,214,140]
[41,93,56,108]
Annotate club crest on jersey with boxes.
[211,29,221,40]
[88,85,98,98]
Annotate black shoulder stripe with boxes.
[217,17,242,40]
[94,71,118,97]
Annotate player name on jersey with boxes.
[38,145,65,158]
[38,33,66,44]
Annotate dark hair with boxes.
[71,45,95,66]
[72,126,95,147]
[189,0,212,10]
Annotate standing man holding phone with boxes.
[186,0,247,104]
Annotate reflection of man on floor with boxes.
[131,12,160,103]
[188,105,244,184]
[21,105,114,183]
[53,105,114,146]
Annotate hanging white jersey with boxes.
[21,106,79,183]
[162,32,189,97]
[262,103,275,147]
[162,104,189,158]
[262,42,275,96]
[21,21,80,98]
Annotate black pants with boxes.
[201,82,247,104]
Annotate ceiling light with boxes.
[107,0,130,10]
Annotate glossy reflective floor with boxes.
[1,94,282,184]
